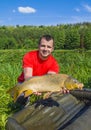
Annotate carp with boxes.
[7,74,84,102]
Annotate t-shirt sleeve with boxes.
[22,52,33,68]
[49,59,60,73]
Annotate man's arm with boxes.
[23,67,33,81]
[47,71,57,74]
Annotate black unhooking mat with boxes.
[6,92,91,130]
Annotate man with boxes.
[16,34,59,107]
[18,34,59,82]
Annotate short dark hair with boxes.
[38,34,54,46]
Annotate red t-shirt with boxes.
[18,50,59,82]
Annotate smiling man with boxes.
[18,34,59,83]
[16,35,59,106]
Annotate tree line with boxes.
[0,22,91,50]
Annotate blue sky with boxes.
[0,0,91,26]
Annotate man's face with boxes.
[38,38,54,60]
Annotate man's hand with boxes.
[61,87,69,94]
[62,89,69,94]
[33,92,42,96]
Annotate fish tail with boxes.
[6,88,11,94]
[13,91,20,102]
[6,87,13,94]
[6,87,19,102]
[7,87,15,98]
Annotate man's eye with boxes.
[41,45,45,47]
[47,46,52,48]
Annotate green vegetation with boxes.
[0,49,91,130]
[0,22,91,50]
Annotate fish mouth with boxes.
[71,83,84,90]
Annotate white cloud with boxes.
[18,6,36,13]
[83,4,91,12]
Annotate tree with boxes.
[64,27,80,49]
[84,28,91,50]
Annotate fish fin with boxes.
[13,90,33,102]
[13,92,19,102]
[24,89,33,97]
[43,92,53,99]
[8,87,20,102]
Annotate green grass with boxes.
[0,49,91,130]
